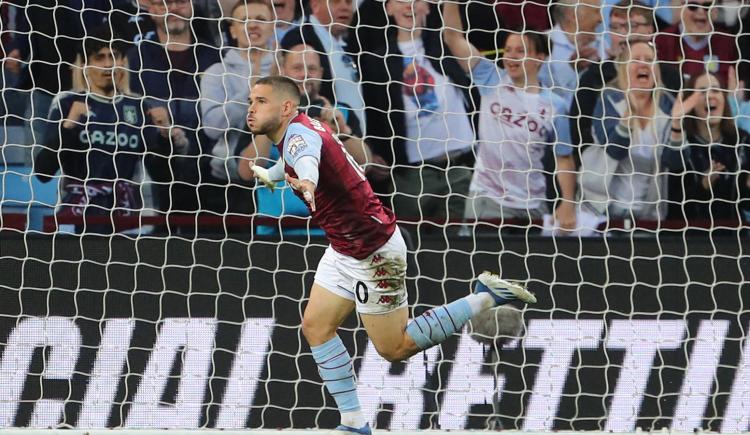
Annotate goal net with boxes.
[0,0,749,432]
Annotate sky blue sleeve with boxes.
[471,58,503,96]
[549,93,573,156]
[729,95,750,134]
[282,123,323,166]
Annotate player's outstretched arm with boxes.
[441,0,481,73]
[250,158,285,191]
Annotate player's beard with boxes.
[249,115,280,136]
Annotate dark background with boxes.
[0,233,748,430]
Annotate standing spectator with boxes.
[725,1,750,86]
[360,0,475,228]
[33,31,178,234]
[571,0,681,147]
[4,0,84,146]
[93,0,157,47]
[495,0,552,31]
[600,0,679,35]
[269,0,301,42]
[128,0,221,217]
[442,1,577,231]
[655,0,737,85]
[279,44,370,161]
[96,0,224,47]
[670,72,750,222]
[1,2,23,161]
[201,0,277,202]
[540,0,603,106]
[280,0,365,128]
[581,40,679,222]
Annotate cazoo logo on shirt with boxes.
[490,102,549,137]
[79,130,140,149]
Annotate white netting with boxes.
[0,0,749,431]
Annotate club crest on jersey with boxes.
[123,106,138,124]
[287,134,307,158]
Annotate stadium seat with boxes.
[0,164,59,231]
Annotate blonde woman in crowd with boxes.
[581,40,681,224]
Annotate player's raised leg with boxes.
[360,232,537,362]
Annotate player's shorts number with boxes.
[355,281,369,304]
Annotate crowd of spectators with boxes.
[1,0,749,236]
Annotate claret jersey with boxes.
[275,113,396,260]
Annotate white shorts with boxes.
[314,230,408,315]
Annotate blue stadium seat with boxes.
[0,164,59,231]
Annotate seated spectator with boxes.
[670,72,750,222]
[360,0,476,229]
[280,0,365,128]
[442,1,576,230]
[33,31,178,234]
[581,40,680,222]
[201,0,277,202]
[655,0,737,85]
[571,0,681,147]
[127,0,221,219]
[540,0,603,107]
[237,44,374,235]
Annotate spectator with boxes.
[269,0,302,42]
[442,1,576,231]
[670,71,750,221]
[581,40,679,222]
[600,0,679,35]
[95,0,225,47]
[540,0,603,106]
[127,0,221,218]
[237,44,375,235]
[724,1,750,86]
[201,0,277,203]
[655,0,737,85]
[495,0,552,31]
[94,1,157,47]
[4,0,84,146]
[280,44,371,162]
[729,65,750,135]
[1,2,24,161]
[33,31,177,234]
[360,0,475,228]
[280,0,365,128]
[571,0,681,147]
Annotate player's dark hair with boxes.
[256,75,302,104]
